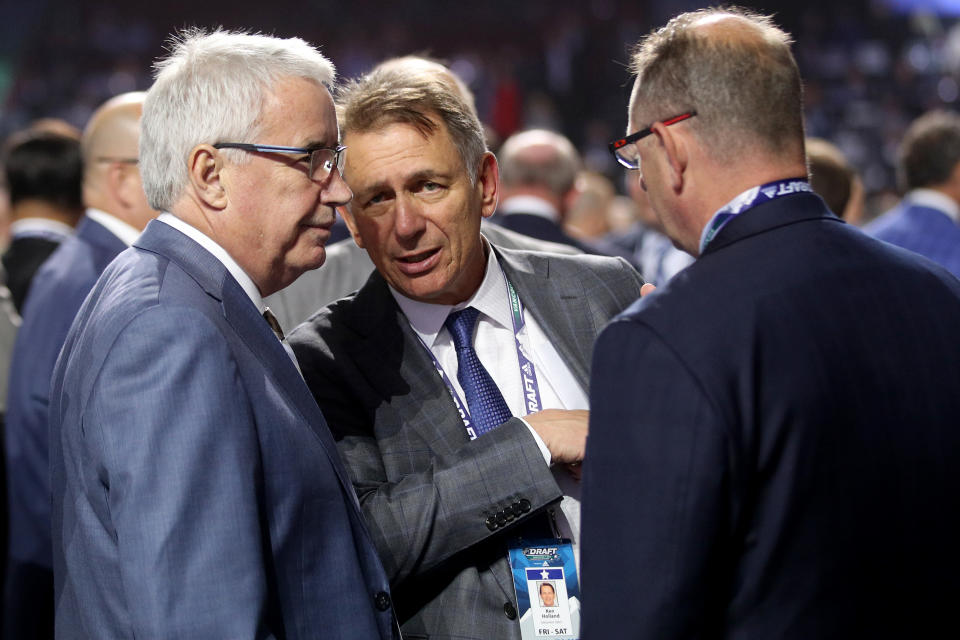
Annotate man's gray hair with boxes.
[499,129,581,196]
[630,7,805,162]
[140,29,335,211]
[898,110,960,192]
[336,58,486,185]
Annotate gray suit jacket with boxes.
[265,221,581,331]
[289,247,643,640]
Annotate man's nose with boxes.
[321,167,353,208]
[394,196,426,239]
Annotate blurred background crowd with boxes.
[3,0,960,227]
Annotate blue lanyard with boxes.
[419,275,543,440]
[699,178,811,254]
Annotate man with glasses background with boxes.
[48,30,398,639]
[583,8,960,639]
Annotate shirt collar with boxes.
[9,217,74,240]
[906,188,960,224]
[157,212,265,312]
[390,239,513,347]
[499,195,560,222]
[84,208,142,246]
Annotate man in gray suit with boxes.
[289,61,644,639]
[264,57,578,330]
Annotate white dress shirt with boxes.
[906,188,960,224]
[498,194,561,222]
[390,242,586,563]
[9,217,74,242]
[85,208,142,246]
[157,214,300,370]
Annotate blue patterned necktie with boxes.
[444,307,513,436]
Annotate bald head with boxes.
[499,129,580,200]
[629,7,805,165]
[82,92,144,171]
[81,92,156,230]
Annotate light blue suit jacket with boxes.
[4,216,126,637]
[49,220,398,639]
[865,200,960,279]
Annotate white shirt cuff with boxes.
[520,417,552,466]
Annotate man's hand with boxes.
[525,409,588,466]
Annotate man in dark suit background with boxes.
[865,110,960,278]
[48,30,398,639]
[290,59,644,639]
[582,8,960,639]
[494,129,629,262]
[3,92,156,639]
[1,130,84,312]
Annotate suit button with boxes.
[485,516,498,531]
[495,510,508,525]
[511,502,523,517]
[374,591,391,611]
[518,498,532,513]
[503,602,517,620]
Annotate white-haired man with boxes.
[48,30,398,639]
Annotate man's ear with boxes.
[338,204,365,249]
[101,162,130,209]
[187,144,228,209]
[651,121,688,194]
[111,163,143,211]
[477,152,500,219]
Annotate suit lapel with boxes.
[134,221,359,500]
[496,248,593,390]
[347,273,473,458]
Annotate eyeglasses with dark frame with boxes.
[212,142,346,182]
[608,112,697,170]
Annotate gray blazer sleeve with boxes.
[290,299,562,586]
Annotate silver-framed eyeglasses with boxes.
[213,142,346,182]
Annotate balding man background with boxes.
[3,92,156,639]
[583,8,960,639]
[494,129,601,253]
[865,110,960,278]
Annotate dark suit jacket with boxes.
[49,220,397,639]
[582,192,960,639]
[3,217,126,640]
[290,247,644,640]
[494,212,602,255]
[865,200,960,279]
[2,235,63,312]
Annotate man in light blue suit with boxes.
[48,30,398,639]
[865,110,960,279]
[4,92,154,640]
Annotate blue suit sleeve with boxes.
[581,318,732,639]
[84,306,274,638]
